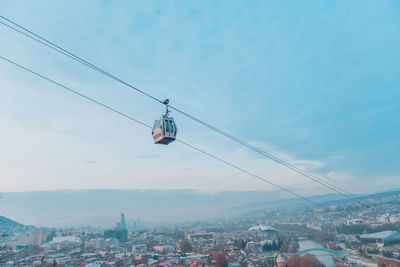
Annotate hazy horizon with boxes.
[2,188,399,228]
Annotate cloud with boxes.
[82,160,99,164]
[1,1,398,197]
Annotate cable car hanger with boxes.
[162,98,170,116]
[152,99,177,145]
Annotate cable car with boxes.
[152,99,177,145]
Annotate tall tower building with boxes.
[120,213,126,229]
[106,213,128,241]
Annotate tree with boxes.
[235,239,246,250]
[328,242,337,250]
[263,242,272,252]
[180,239,193,254]
[378,257,400,267]
[287,255,301,267]
[272,241,277,251]
[280,244,288,253]
[382,250,394,258]
[278,238,283,248]
[287,253,325,267]
[213,252,228,267]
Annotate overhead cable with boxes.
[0,15,362,204]
[0,55,336,212]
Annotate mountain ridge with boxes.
[0,215,35,235]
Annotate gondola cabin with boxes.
[152,116,177,144]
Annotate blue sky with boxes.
[0,1,399,195]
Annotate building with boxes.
[92,238,105,250]
[105,238,119,248]
[357,230,400,246]
[116,213,127,229]
[132,244,147,254]
[346,219,363,225]
[346,256,377,267]
[248,225,278,234]
[29,230,48,246]
[41,236,80,250]
[104,212,128,241]
[245,241,256,253]
[104,229,128,242]
[188,233,214,240]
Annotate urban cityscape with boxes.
[1,190,399,266]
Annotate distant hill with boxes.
[233,190,400,217]
[0,215,35,235]
[361,190,400,200]
[230,193,350,213]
